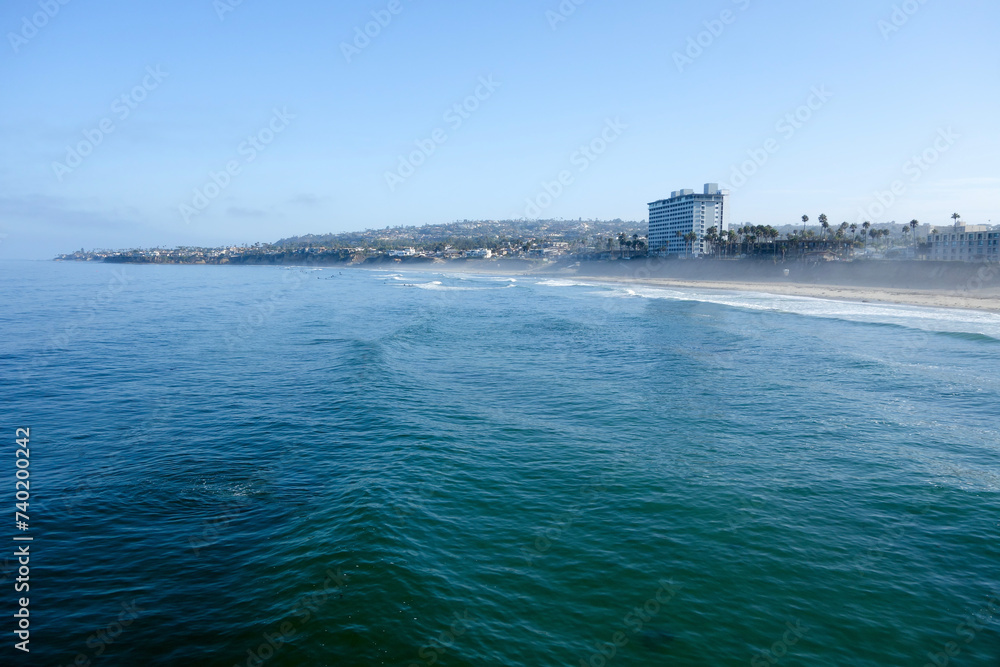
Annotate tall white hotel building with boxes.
[648,183,730,257]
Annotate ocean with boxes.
[2,260,999,666]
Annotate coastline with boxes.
[561,275,1000,313]
[52,256,1000,313]
[428,260,1000,313]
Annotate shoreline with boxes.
[542,274,1000,313]
[391,259,1000,313]
[354,259,1000,313]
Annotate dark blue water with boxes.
[1,260,999,666]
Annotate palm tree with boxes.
[909,219,919,253]
[683,231,698,258]
[705,226,719,258]
[862,221,871,254]
[801,215,809,236]
[951,213,961,226]
[819,214,829,240]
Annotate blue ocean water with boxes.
[1,260,999,666]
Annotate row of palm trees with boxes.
[697,225,781,258]
[624,213,959,259]
[800,215,924,254]
[681,216,931,259]
[593,233,647,258]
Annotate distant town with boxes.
[57,188,998,265]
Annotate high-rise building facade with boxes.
[928,224,999,261]
[648,183,730,256]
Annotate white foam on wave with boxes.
[410,281,474,291]
[536,279,594,287]
[440,273,517,283]
[594,283,1000,339]
[590,287,641,298]
[404,280,515,291]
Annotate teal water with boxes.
[2,261,999,666]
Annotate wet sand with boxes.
[367,258,1000,313]
[571,275,1000,313]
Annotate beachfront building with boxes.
[648,183,730,257]
[927,224,999,262]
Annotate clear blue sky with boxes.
[2,0,997,258]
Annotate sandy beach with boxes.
[568,275,1000,313]
[427,258,1000,313]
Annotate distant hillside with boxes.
[274,218,644,248]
